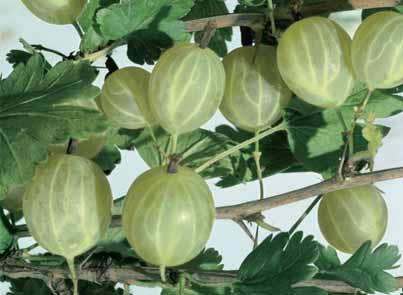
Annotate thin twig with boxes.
[195,123,287,174]
[289,195,323,234]
[72,21,84,39]
[31,45,69,59]
[233,219,255,242]
[199,21,217,49]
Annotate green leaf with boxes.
[0,54,107,198]
[362,114,383,161]
[235,232,324,295]
[181,248,224,271]
[6,278,52,295]
[321,242,400,293]
[126,29,173,65]
[78,0,118,52]
[362,5,403,19]
[162,248,229,295]
[92,127,124,174]
[314,245,341,272]
[185,0,233,56]
[285,108,390,179]
[0,209,13,254]
[130,127,233,176]
[215,125,300,188]
[77,281,124,295]
[97,0,194,41]
[343,88,403,118]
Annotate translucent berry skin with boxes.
[21,0,86,25]
[352,11,403,90]
[318,185,388,254]
[23,154,113,260]
[277,17,355,109]
[100,67,157,130]
[48,99,106,159]
[221,45,292,132]
[149,43,226,135]
[122,166,215,268]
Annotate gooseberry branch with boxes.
[0,255,402,293]
[83,0,400,63]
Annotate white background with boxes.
[1,1,403,294]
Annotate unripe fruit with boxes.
[100,67,156,130]
[23,154,113,260]
[277,17,355,108]
[149,43,225,135]
[221,45,292,132]
[122,166,215,275]
[48,99,106,159]
[352,12,403,90]
[318,185,388,254]
[21,0,86,25]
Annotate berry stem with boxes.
[252,130,264,248]
[160,265,167,282]
[72,21,84,39]
[267,0,277,37]
[67,257,79,295]
[195,122,287,174]
[288,194,323,235]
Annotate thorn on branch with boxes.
[199,20,217,49]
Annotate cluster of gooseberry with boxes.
[14,1,403,293]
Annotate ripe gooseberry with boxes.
[122,166,215,281]
[48,98,106,159]
[23,154,113,292]
[20,0,86,25]
[149,43,226,135]
[351,11,403,90]
[220,45,292,132]
[277,17,355,108]
[100,67,157,130]
[318,185,388,254]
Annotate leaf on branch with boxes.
[0,54,107,198]
[126,29,173,65]
[362,114,383,163]
[97,0,194,41]
[285,106,390,179]
[162,248,231,295]
[215,125,301,188]
[235,232,326,295]
[6,278,52,295]
[78,0,118,52]
[316,242,401,293]
[184,0,233,57]
[0,209,13,255]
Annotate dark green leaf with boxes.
[7,278,52,295]
[126,29,173,65]
[77,281,124,295]
[362,5,403,20]
[185,0,233,56]
[162,285,231,295]
[0,54,106,198]
[235,232,323,295]
[92,127,124,174]
[321,242,400,293]
[0,209,13,254]
[314,245,341,272]
[181,248,224,271]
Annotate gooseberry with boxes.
[221,45,292,132]
[318,185,388,253]
[277,17,355,108]
[149,43,226,135]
